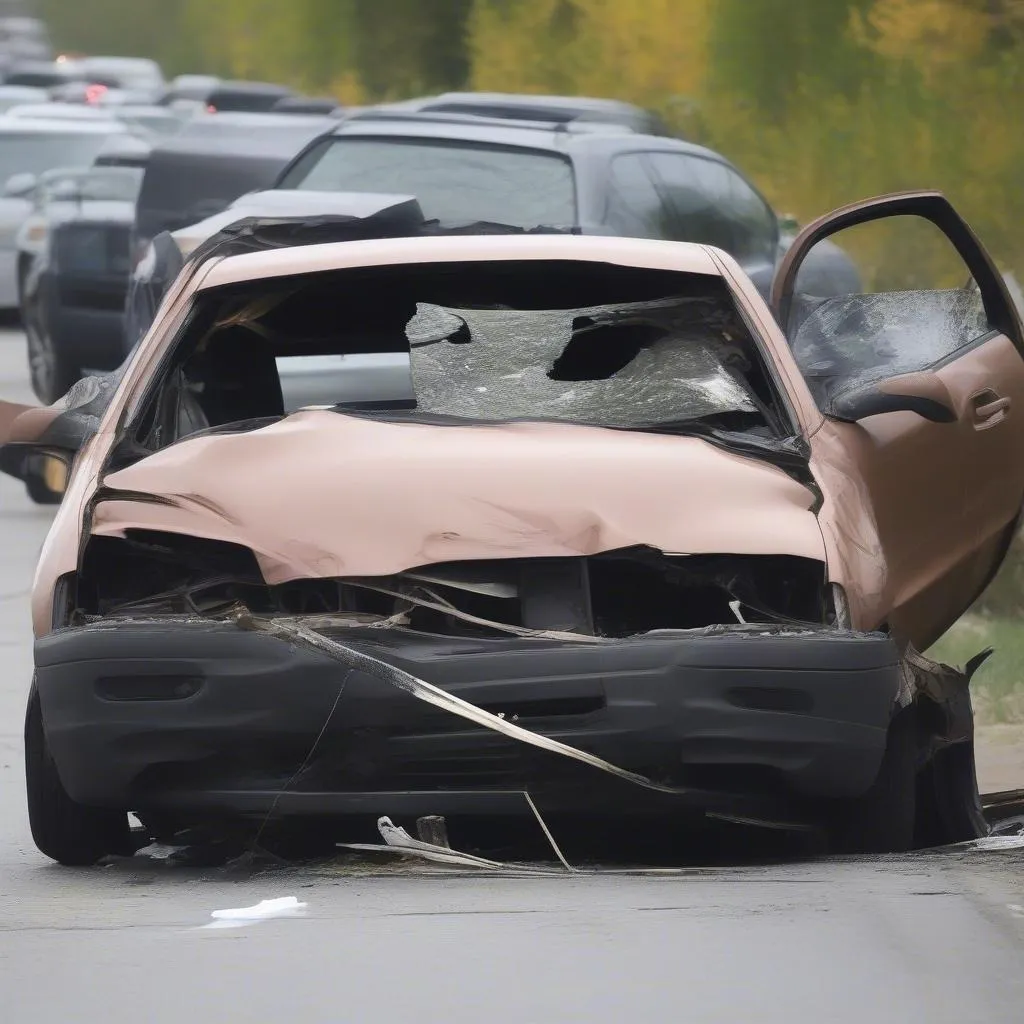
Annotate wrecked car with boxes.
[5,190,1023,866]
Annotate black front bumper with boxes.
[35,621,901,823]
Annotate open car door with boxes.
[772,191,1024,651]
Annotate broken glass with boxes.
[405,295,760,428]
[789,286,990,406]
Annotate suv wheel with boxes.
[24,685,131,865]
[24,301,78,405]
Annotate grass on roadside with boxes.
[928,616,1024,725]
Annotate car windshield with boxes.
[144,260,782,454]
[284,138,578,229]
[0,131,118,181]
[39,166,143,204]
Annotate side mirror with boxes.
[0,406,88,484]
[829,372,956,424]
[3,171,36,198]
[778,214,800,236]
[0,374,117,489]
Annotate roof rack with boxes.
[343,107,634,135]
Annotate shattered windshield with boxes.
[405,296,760,427]
[132,262,785,461]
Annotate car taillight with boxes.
[85,83,108,104]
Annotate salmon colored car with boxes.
[5,191,1022,865]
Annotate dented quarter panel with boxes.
[92,411,827,584]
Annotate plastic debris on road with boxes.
[134,842,185,861]
[201,896,308,930]
[339,815,565,874]
[966,833,1024,852]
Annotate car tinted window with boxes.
[40,167,143,204]
[648,152,735,250]
[605,154,668,238]
[284,138,577,229]
[719,166,777,261]
[647,153,776,263]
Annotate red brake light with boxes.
[85,83,108,104]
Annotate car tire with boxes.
[828,709,917,854]
[24,300,79,405]
[914,739,988,847]
[24,684,131,866]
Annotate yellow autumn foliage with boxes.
[850,0,990,74]
[469,0,710,108]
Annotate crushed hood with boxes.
[95,410,826,582]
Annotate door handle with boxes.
[971,390,1011,428]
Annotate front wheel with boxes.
[24,299,79,405]
[24,685,131,865]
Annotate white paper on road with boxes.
[201,896,308,930]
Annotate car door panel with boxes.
[772,191,1024,650]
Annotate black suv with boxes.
[276,110,854,299]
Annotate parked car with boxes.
[0,118,130,307]
[64,56,165,100]
[2,190,1019,865]
[276,111,856,300]
[131,113,335,264]
[205,80,294,113]
[2,59,81,88]
[0,16,51,65]
[394,91,673,135]
[0,83,46,111]
[158,74,219,115]
[164,73,219,102]
[17,165,141,404]
[3,101,118,123]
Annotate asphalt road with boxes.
[0,329,1023,1023]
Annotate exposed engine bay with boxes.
[72,533,833,637]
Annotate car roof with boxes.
[0,116,126,135]
[209,80,292,98]
[158,112,333,156]
[78,55,160,70]
[0,83,45,97]
[329,114,719,160]
[4,102,115,120]
[420,91,651,119]
[200,233,721,291]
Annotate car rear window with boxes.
[283,138,577,229]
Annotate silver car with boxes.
[0,117,129,307]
